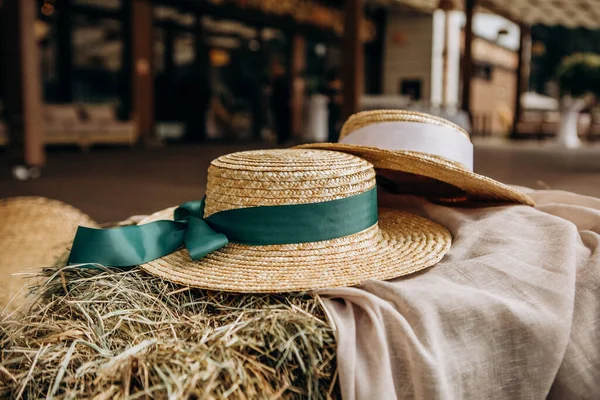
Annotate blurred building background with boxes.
[1,0,600,220]
[2,0,600,153]
[2,0,378,152]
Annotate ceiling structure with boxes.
[376,0,600,29]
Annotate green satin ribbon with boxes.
[68,187,378,268]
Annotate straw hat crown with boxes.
[204,149,376,216]
[138,148,452,292]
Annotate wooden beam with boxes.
[132,0,155,144]
[511,24,531,138]
[461,0,475,116]
[442,10,451,106]
[0,0,45,168]
[19,0,45,165]
[291,35,306,138]
[342,0,363,119]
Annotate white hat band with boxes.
[339,121,474,171]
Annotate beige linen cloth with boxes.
[320,189,600,400]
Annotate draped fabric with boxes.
[321,188,600,399]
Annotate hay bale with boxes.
[0,263,339,399]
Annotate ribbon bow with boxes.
[69,199,228,268]
[68,188,379,268]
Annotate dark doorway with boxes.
[400,78,422,101]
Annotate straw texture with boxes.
[0,197,97,311]
[140,149,452,292]
[0,264,339,399]
[297,110,535,206]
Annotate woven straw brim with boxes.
[138,206,452,293]
[295,143,535,206]
[0,197,98,310]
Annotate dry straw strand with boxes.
[0,262,339,399]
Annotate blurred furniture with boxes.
[515,109,595,142]
[472,113,492,137]
[577,113,592,138]
[540,111,560,138]
[44,104,83,146]
[156,123,185,140]
[521,92,559,111]
[231,111,253,140]
[515,110,543,139]
[0,104,136,150]
[80,104,136,148]
[587,113,600,141]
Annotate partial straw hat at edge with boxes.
[0,196,97,311]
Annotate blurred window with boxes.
[304,40,329,94]
[474,62,493,81]
[400,79,423,101]
[175,33,195,67]
[72,14,122,103]
[37,20,58,102]
[154,6,195,27]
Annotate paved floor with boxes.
[1,141,600,223]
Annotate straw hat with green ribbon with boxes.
[0,197,97,310]
[297,110,535,206]
[68,149,452,292]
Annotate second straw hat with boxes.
[297,110,535,206]
[69,149,451,292]
[0,197,97,310]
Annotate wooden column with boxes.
[132,0,154,144]
[511,25,531,138]
[0,0,45,167]
[291,34,306,138]
[460,0,475,116]
[442,10,452,106]
[342,0,364,119]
